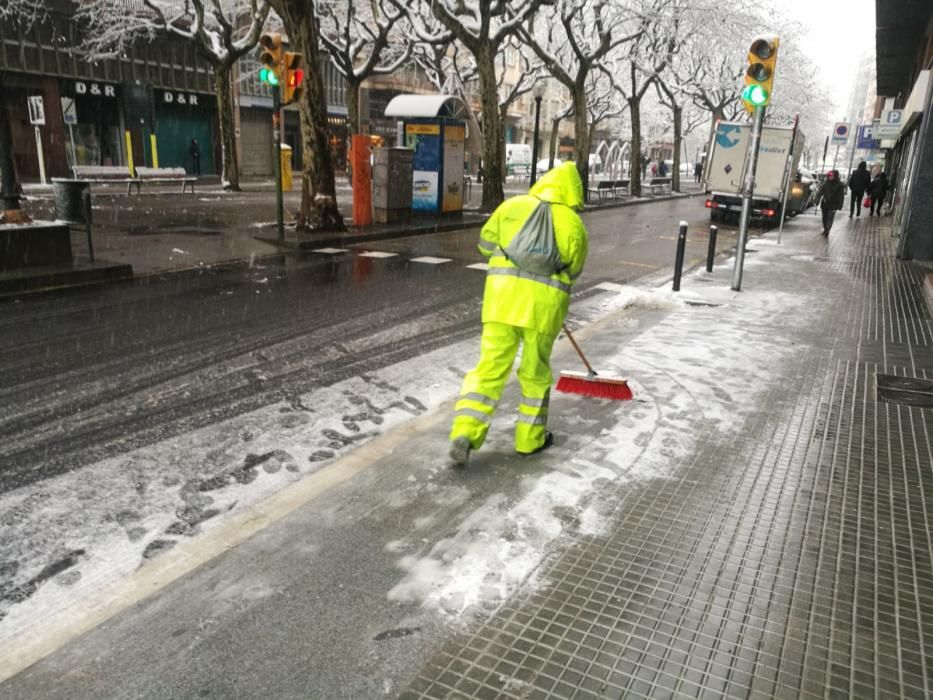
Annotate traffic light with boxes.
[742,35,779,112]
[259,32,284,87]
[282,51,304,104]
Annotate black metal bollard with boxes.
[83,190,95,263]
[672,221,687,292]
[706,224,718,273]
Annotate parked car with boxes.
[535,158,562,176]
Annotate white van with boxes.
[506,143,532,177]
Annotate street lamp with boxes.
[530,82,545,187]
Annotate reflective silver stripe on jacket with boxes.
[517,413,549,426]
[486,266,572,294]
[478,239,497,252]
[455,408,491,424]
[458,392,498,408]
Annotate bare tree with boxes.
[268,0,345,231]
[404,0,552,211]
[598,0,677,197]
[520,0,637,195]
[1,2,52,220]
[318,0,410,136]
[77,0,271,192]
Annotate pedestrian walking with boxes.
[694,160,702,183]
[449,161,589,467]
[658,160,668,177]
[868,169,888,216]
[815,169,845,236]
[847,161,870,218]
[189,138,201,176]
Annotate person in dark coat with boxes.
[815,169,845,236]
[869,170,888,216]
[694,160,703,183]
[189,138,201,175]
[847,161,870,218]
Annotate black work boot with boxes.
[449,437,471,468]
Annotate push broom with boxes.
[555,324,633,400]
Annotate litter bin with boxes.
[52,178,92,224]
[51,178,95,262]
[373,147,413,224]
[280,144,293,192]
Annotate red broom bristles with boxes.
[555,371,634,400]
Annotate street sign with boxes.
[856,124,880,150]
[61,97,77,125]
[831,122,850,144]
[876,110,904,138]
[27,95,45,125]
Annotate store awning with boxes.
[875,0,932,96]
[384,94,469,120]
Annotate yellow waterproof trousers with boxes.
[450,322,555,454]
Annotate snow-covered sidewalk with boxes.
[5,213,933,700]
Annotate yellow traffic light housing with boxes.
[282,51,305,104]
[743,35,779,112]
[259,33,284,87]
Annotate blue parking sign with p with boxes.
[857,124,880,150]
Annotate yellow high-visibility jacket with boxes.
[478,161,589,336]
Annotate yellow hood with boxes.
[529,161,584,211]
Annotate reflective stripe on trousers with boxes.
[449,322,556,453]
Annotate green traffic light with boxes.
[259,67,279,86]
[743,84,768,106]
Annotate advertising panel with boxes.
[406,122,441,211]
[442,125,465,212]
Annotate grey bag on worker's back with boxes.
[502,199,567,276]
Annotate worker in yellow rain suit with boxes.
[449,161,589,466]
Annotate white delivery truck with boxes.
[703,121,805,225]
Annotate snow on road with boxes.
[0,242,811,649]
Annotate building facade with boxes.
[874,0,933,260]
[1,2,352,182]
[1,2,217,180]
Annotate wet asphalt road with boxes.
[0,197,735,494]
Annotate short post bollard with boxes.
[706,224,718,273]
[672,220,688,292]
[83,190,95,263]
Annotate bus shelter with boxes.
[384,94,469,214]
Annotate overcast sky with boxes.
[777,0,877,115]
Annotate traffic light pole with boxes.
[731,104,765,291]
[272,86,284,243]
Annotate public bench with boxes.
[647,177,672,195]
[71,165,140,194]
[612,179,630,197]
[588,180,617,201]
[134,167,197,194]
[588,178,630,201]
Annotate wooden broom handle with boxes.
[562,324,597,376]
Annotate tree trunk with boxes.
[572,87,590,201]
[629,97,642,197]
[672,105,682,192]
[476,46,503,211]
[346,81,361,137]
[213,63,240,191]
[548,115,561,169]
[271,0,345,231]
[0,71,26,220]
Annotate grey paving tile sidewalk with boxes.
[402,216,933,699]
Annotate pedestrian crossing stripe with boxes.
[595,282,628,292]
[312,248,349,254]
[359,251,398,258]
[466,263,489,271]
[411,256,452,264]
